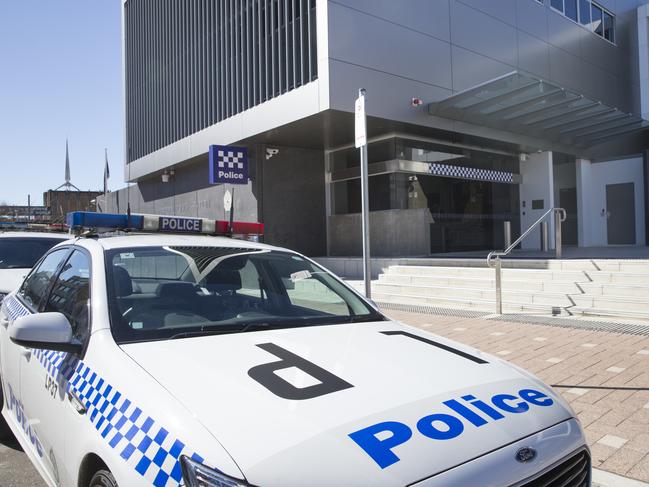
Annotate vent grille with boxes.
[521,450,590,487]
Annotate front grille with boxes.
[521,450,590,487]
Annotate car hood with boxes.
[0,269,28,294]
[121,321,573,487]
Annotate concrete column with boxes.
[576,158,593,247]
[639,4,649,120]
[519,151,554,250]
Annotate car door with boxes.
[0,247,70,472]
[20,248,92,486]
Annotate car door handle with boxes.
[68,389,87,415]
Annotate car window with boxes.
[0,238,66,269]
[19,248,70,310]
[105,246,385,343]
[44,250,91,343]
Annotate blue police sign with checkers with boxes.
[209,145,248,185]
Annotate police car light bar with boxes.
[66,212,264,237]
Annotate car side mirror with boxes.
[9,312,82,354]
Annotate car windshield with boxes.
[105,246,385,343]
[0,238,65,269]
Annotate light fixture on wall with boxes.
[519,153,529,163]
[161,168,175,183]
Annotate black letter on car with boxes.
[248,343,354,400]
[380,331,488,364]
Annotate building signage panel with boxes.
[159,216,203,232]
[209,145,249,185]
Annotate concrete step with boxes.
[586,272,649,285]
[579,282,649,298]
[377,273,580,293]
[386,265,589,282]
[571,306,649,321]
[372,282,573,306]
[570,294,649,313]
[372,291,556,314]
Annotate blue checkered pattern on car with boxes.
[2,296,206,487]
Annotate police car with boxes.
[0,212,590,487]
[0,231,71,305]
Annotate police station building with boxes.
[100,0,649,258]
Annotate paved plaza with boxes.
[386,308,649,484]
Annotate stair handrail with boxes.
[487,207,566,267]
[487,207,566,314]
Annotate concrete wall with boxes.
[519,151,555,249]
[259,146,327,257]
[578,157,646,246]
[98,154,260,222]
[328,207,433,257]
[326,0,643,126]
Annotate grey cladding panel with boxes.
[547,10,582,58]
[450,46,513,92]
[328,59,453,123]
[450,0,518,66]
[517,29,551,80]
[516,0,549,41]
[329,0,450,41]
[548,45,582,91]
[328,2,452,89]
[456,0,517,26]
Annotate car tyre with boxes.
[89,470,118,487]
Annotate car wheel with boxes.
[89,470,118,487]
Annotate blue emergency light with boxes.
[66,212,264,237]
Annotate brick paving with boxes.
[385,309,649,483]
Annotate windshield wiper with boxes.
[168,322,274,340]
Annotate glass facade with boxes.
[329,138,521,253]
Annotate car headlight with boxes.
[180,455,249,487]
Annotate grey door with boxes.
[606,182,636,245]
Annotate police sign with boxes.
[159,216,203,232]
[209,145,248,185]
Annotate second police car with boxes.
[0,212,590,487]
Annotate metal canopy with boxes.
[428,72,648,149]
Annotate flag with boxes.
[103,148,110,194]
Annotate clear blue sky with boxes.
[0,1,123,206]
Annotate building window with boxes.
[579,0,590,24]
[603,10,615,42]
[564,0,578,21]
[550,0,615,44]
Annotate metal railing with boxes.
[487,208,567,314]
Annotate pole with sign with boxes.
[356,88,371,298]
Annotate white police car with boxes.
[0,231,71,305]
[0,212,590,487]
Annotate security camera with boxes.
[411,97,424,107]
[519,153,529,163]
[266,148,279,160]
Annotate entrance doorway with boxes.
[606,182,636,245]
[559,187,578,246]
